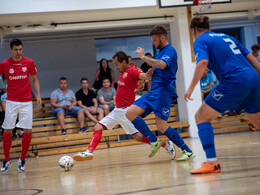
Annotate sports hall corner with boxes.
[0,0,260,194]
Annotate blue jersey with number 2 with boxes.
[194,32,260,88]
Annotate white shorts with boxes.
[2,100,33,129]
[99,107,139,135]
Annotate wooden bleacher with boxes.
[0,98,189,159]
[0,98,255,160]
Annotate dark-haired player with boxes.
[0,38,42,172]
[73,51,176,161]
[185,16,260,174]
[126,25,194,160]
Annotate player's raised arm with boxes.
[135,47,167,69]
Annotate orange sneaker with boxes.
[190,162,221,174]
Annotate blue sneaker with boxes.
[1,160,12,173]
[61,129,67,135]
[17,158,26,172]
[79,127,89,133]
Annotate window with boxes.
[95,36,154,61]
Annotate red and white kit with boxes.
[0,56,37,129]
[99,64,142,133]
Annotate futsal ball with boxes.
[59,156,74,171]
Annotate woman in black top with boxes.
[91,58,115,90]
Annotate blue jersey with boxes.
[149,44,178,97]
[194,32,260,88]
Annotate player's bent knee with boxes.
[4,129,12,134]
[24,129,32,134]
[93,123,104,131]
[195,111,201,123]
[125,110,134,121]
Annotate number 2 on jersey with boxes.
[223,38,241,55]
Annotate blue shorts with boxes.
[132,93,176,121]
[53,106,84,116]
[98,104,115,111]
[205,81,260,114]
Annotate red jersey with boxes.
[116,64,142,108]
[0,56,37,102]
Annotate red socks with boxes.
[88,130,102,152]
[141,136,150,144]
[20,133,32,160]
[161,141,166,148]
[3,132,12,161]
[141,135,166,148]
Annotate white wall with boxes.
[0,37,98,98]
[0,0,156,14]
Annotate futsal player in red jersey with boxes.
[0,39,42,172]
[73,51,176,161]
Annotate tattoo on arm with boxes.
[143,56,167,69]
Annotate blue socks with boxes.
[164,127,192,153]
[197,122,216,159]
[132,117,157,142]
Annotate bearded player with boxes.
[73,51,176,161]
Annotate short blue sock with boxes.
[197,122,216,159]
[164,127,192,153]
[132,117,157,142]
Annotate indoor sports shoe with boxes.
[61,129,67,135]
[79,127,89,133]
[149,139,163,158]
[73,151,93,161]
[190,162,221,174]
[1,160,12,173]
[17,158,26,172]
[164,141,176,160]
[176,150,195,161]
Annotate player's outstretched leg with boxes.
[137,134,176,160]
[190,122,221,174]
[73,130,102,161]
[1,132,12,173]
[131,117,162,157]
[163,127,195,161]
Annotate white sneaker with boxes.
[17,158,25,172]
[165,141,176,160]
[73,151,93,161]
[1,160,12,173]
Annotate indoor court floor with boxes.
[0,131,260,195]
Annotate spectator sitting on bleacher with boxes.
[50,77,87,135]
[200,68,215,101]
[76,78,104,123]
[97,77,116,116]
